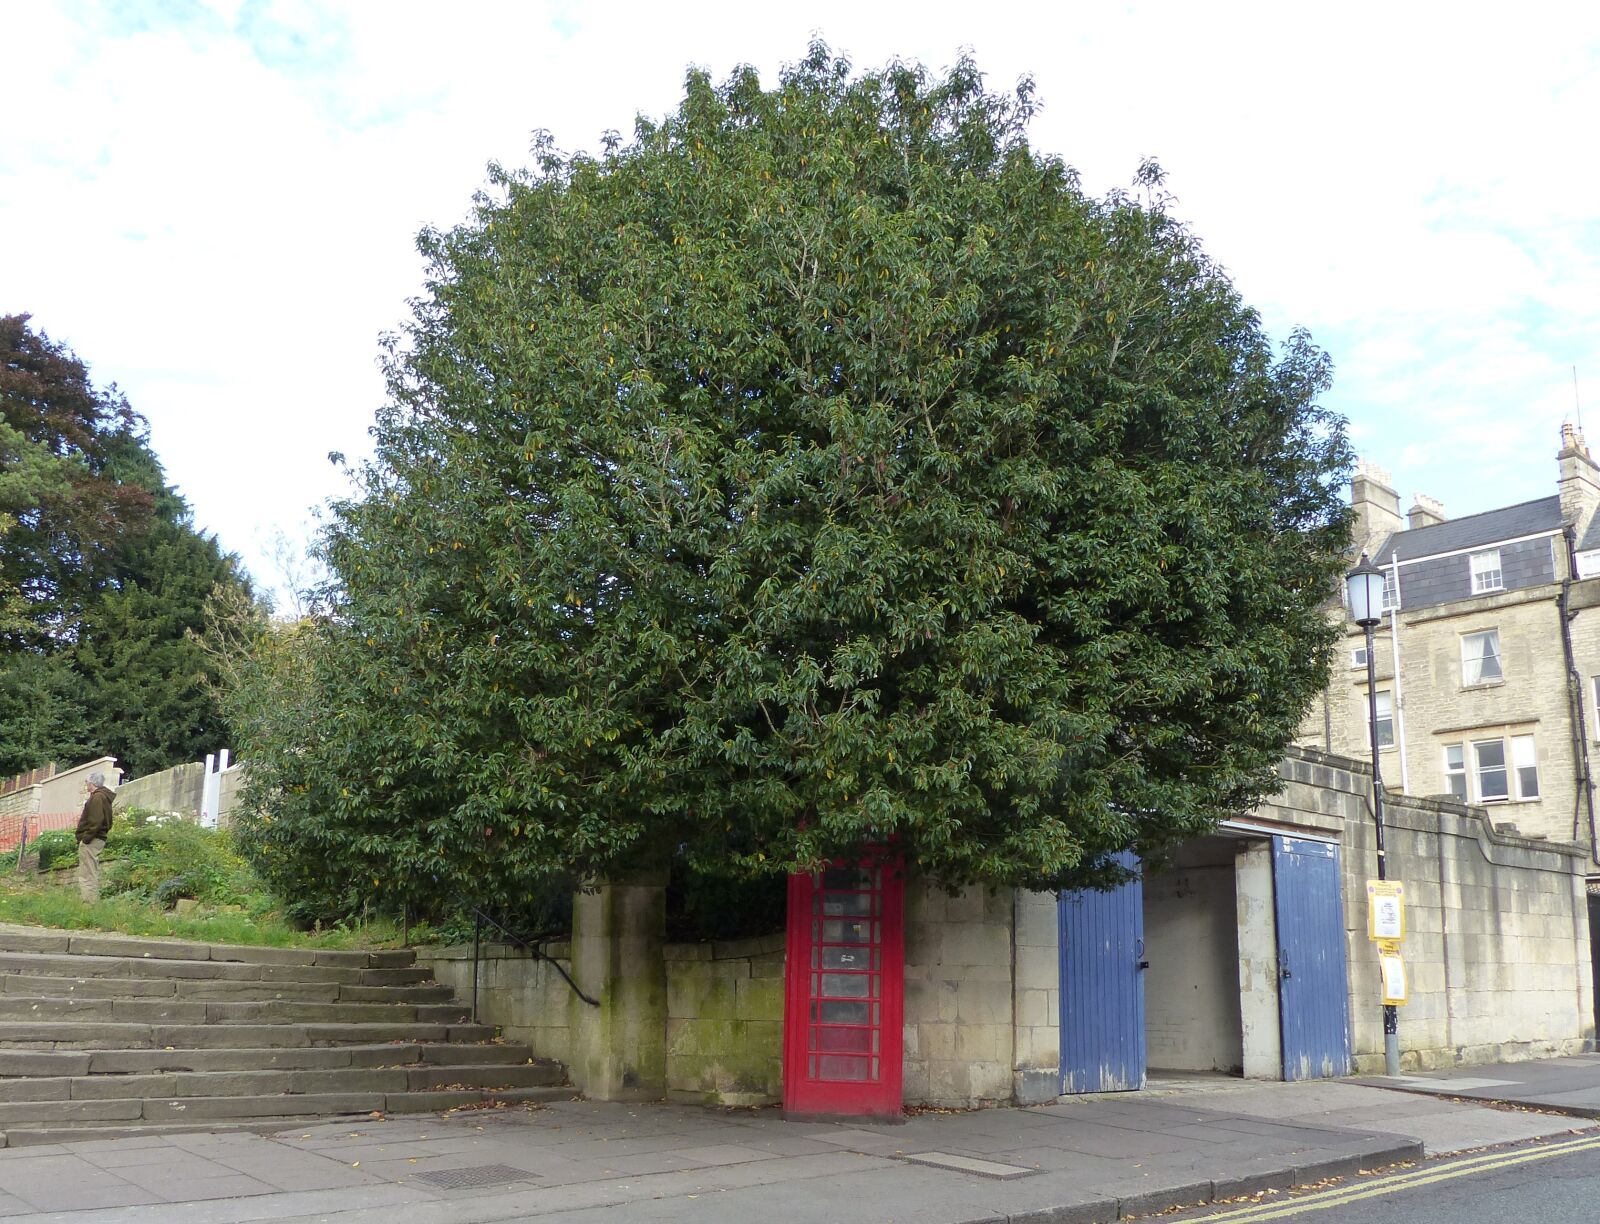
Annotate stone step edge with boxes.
[0,994,468,1020]
[0,927,415,969]
[0,950,433,986]
[0,1085,574,1140]
[0,1043,541,1076]
[0,973,452,1002]
[0,1062,568,1101]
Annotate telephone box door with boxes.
[783,861,905,1118]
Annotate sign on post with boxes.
[1378,947,1407,1005]
[1366,880,1405,941]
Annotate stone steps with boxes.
[0,971,453,1004]
[0,994,469,1024]
[0,1040,538,1077]
[0,925,572,1147]
[0,1086,568,1147]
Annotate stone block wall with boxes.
[115,761,205,817]
[415,941,574,1068]
[902,882,1016,1108]
[1267,748,1595,1072]
[664,935,784,1106]
[1011,890,1061,1105]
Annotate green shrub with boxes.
[97,821,260,910]
[30,829,78,871]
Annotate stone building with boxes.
[1301,427,1600,864]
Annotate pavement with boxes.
[0,1071,1593,1224]
[1357,1052,1600,1119]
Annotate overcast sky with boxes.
[3,1,1596,600]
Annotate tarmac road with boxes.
[1167,1130,1600,1224]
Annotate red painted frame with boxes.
[782,857,905,1118]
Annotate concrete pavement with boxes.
[0,1075,1589,1224]
[1357,1052,1600,1120]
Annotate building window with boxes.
[1473,739,1509,801]
[1352,646,1369,669]
[1443,744,1467,800]
[1370,690,1394,749]
[1381,568,1398,611]
[1461,629,1503,685]
[1470,549,1503,594]
[1512,735,1539,799]
[1593,676,1600,739]
[1579,551,1600,580]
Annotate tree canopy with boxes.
[222,44,1351,919]
[0,315,248,778]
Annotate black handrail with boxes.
[469,906,599,1023]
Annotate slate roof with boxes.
[1580,509,1600,553]
[1371,495,1564,563]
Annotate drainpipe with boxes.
[1558,523,1597,863]
[1387,551,1410,794]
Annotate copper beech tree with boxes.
[222,45,1351,922]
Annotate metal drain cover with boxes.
[415,1164,537,1190]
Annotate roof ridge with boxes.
[1391,493,1559,537]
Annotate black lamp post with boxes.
[1345,552,1400,1077]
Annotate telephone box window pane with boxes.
[818,1055,869,1081]
[820,973,871,998]
[815,1027,875,1053]
[821,892,875,917]
[822,946,868,970]
[821,920,873,944]
[822,867,876,890]
[817,1000,870,1025]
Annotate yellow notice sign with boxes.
[1367,880,1405,941]
[1380,952,1408,1005]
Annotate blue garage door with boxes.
[1273,836,1352,1081]
[1059,852,1146,1093]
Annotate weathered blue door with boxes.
[1272,836,1352,1080]
[1059,852,1146,1093]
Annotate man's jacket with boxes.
[76,786,114,844]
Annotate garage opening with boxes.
[1141,836,1245,1078]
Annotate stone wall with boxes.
[902,883,1015,1108]
[115,762,205,817]
[415,941,574,1068]
[664,935,784,1106]
[1265,748,1595,1071]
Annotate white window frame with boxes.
[1381,568,1399,611]
[1460,629,1503,686]
[1452,733,1539,803]
[1443,743,1467,800]
[1470,549,1504,594]
[1578,550,1600,580]
[1592,676,1600,740]
[1472,738,1509,802]
[1352,646,1369,669]
[1370,690,1394,750]
[1512,734,1539,799]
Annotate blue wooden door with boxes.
[1059,852,1146,1093]
[1272,836,1352,1080]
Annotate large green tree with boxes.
[0,315,248,778]
[226,45,1351,917]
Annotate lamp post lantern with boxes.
[1345,552,1400,1077]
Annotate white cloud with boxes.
[2,0,1597,596]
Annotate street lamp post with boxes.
[1346,553,1401,1077]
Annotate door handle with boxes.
[1135,939,1149,971]
[1279,951,1292,980]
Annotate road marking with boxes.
[1191,1132,1600,1221]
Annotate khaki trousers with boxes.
[78,837,106,903]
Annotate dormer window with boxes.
[1470,549,1503,594]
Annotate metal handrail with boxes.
[469,906,599,1023]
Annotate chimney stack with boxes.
[1408,494,1447,530]
[1558,423,1600,540]
[1350,460,1403,555]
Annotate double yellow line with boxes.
[1189,1131,1600,1221]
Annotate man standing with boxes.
[75,771,114,903]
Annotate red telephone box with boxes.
[783,860,905,1118]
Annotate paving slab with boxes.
[1355,1054,1600,1120]
[2,1074,1586,1223]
